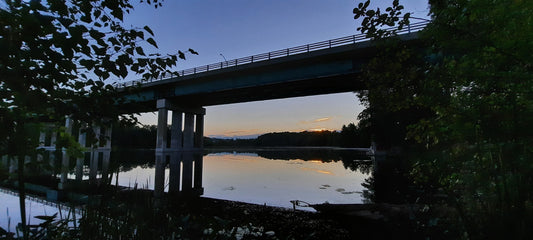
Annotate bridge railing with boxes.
[114,21,428,88]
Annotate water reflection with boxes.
[0,188,80,233]
[109,148,372,209]
[1,148,373,211]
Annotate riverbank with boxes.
[0,183,419,239]
[104,189,418,239]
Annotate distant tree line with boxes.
[112,124,157,149]
[112,123,370,149]
[254,124,370,147]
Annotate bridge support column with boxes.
[195,114,204,149]
[168,152,182,194]
[8,157,16,177]
[193,153,204,195]
[168,111,183,194]
[35,124,56,175]
[75,124,87,182]
[154,99,169,198]
[49,131,57,170]
[183,113,195,149]
[181,152,193,193]
[89,126,100,184]
[101,126,112,185]
[100,151,110,185]
[153,99,206,198]
[59,117,73,190]
[171,111,183,149]
[35,131,46,174]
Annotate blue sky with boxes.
[123,0,429,138]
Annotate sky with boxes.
[122,0,429,138]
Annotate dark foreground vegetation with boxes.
[351,0,533,239]
[0,182,432,240]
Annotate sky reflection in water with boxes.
[112,151,371,209]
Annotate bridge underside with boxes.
[192,72,363,105]
[119,72,363,113]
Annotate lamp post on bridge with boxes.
[220,53,228,67]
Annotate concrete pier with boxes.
[59,117,73,190]
[181,152,193,192]
[75,124,87,181]
[89,126,100,184]
[49,131,57,170]
[171,111,183,149]
[154,99,205,198]
[168,152,182,194]
[87,125,112,185]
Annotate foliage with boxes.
[353,0,411,39]
[354,0,533,238]
[112,124,157,149]
[0,0,196,152]
[0,0,196,237]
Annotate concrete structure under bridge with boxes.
[0,118,112,201]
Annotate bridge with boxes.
[117,21,426,112]
[116,22,427,198]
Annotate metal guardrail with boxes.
[114,21,428,88]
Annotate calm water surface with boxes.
[112,149,372,209]
[1,148,372,230]
[0,189,79,233]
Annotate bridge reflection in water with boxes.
[157,151,204,196]
[152,99,206,198]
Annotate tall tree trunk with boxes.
[16,121,28,240]
[17,154,27,240]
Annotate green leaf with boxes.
[143,25,154,36]
[89,29,105,40]
[111,9,123,21]
[94,9,101,19]
[188,48,198,55]
[80,59,96,70]
[135,47,145,56]
[81,13,91,23]
[146,37,158,48]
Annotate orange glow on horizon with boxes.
[308,128,328,132]
[308,160,323,163]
